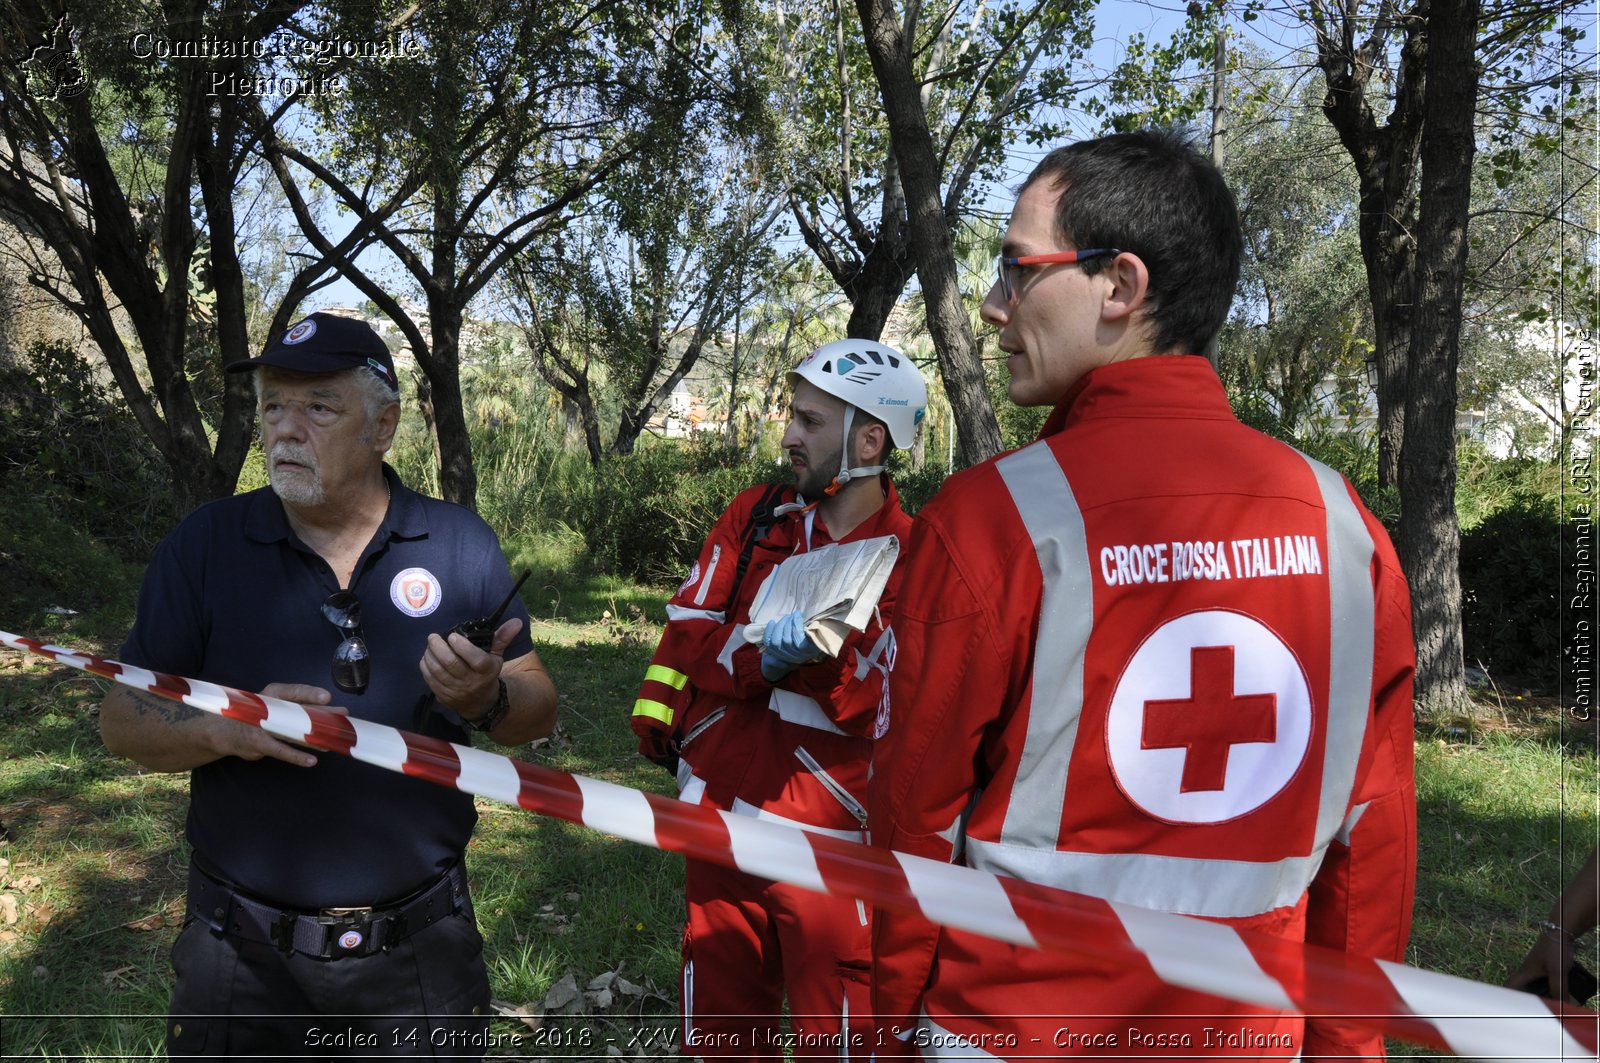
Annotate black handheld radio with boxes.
[449,569,532,651]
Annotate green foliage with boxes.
[1090,16,1214,133]
[563,439,784,583]
[0,340,177,564]
[767,0,1096,342]
[0,493,144,638]
[1459,493,1571,691]
[1218,65,1374,434]
[883,451,947,516]
[1456,442,1568,531]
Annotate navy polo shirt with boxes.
[119,465,535,909]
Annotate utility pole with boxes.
[1210,2,1227,168]
[1205,1,1227,364]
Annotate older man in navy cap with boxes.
[101,311,559,1059]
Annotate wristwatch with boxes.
[467,679,510,733]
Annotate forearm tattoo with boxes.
[125,688,202,724]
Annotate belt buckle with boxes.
[319,906,374,957]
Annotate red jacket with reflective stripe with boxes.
[871,357,1416,1060]
[633,478,911,836]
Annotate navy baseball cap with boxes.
[227,312,397,388]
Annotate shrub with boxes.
[1459,492,1568,691]
[0,340,176,560]
[887,453,949,516]
[560,440,784,584]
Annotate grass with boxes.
[0,547,683,1060]
[1410,713,1600,985]
[0,518,1596,1060]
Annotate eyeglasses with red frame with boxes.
[995,248,1121,303]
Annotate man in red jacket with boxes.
[632,340,927,1061]
[871,128,1416,1060]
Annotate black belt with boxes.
[186,862,469,960]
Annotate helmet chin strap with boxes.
[776,404,884,516]
[827,404,884,494]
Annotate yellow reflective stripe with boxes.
[644,664,689,691]
[632,698,674,725]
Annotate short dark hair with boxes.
[1021,128,1242,356]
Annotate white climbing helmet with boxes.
[789,339,928,450]
[786,339,928,499]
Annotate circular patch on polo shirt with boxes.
[390,567,442,617]
[338,929,364,950]
[1105,610,1312,825]
[283,318,317,344]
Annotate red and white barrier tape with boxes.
[4,629,1595,1061]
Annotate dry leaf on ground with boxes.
[491,999,543,1033]
[541,971,581,1012]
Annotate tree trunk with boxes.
[573,390,605,469]
[413,369,444,498]
[193,80,259,501]
[0,0,303,514]
[843,246,913,342]
[853,0,1003,467]
[841,172,913,341]
[1314,0,1427,490]
[1400,0,1479,718]
[418,302,478,508]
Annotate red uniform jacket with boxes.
[872,357,1416,1060]
[634,478,912,838]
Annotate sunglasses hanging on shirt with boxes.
[321,590,370,694]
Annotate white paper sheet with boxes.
[742,536,900,657]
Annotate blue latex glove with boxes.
[762,609,821,666]
[760,651,793,683]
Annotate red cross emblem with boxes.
[1106,610,1311,824]
[1141,645,1277,792]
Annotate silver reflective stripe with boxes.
[667,604,726,623]
[716,626,744,675]
[767,687,849,735]
[966,836,1322,917]
[794,745,869,826]
[855,627,895,682]
[1302,454,1376,855]
[838,982,852,1063]
[729,797,864,841]
[693,544,721,606]
[983,444,1378,917]
[677,769,707,805]
[1335,801,1369,846]
[683,959,696,1042]
[994,442,1093,850]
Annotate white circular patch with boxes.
[1105,610,1312,825]
[390,567,442,617]
[283,319,317,345]
[872,690,891,740]
[338,929,364,950]
[678,561,701,596]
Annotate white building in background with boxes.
[1304,316,1590,461]
[1468,317,1593,460]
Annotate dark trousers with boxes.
[165,897,491,1059]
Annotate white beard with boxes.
[268,443,326,506]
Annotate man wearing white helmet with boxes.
[631,339,927,1061]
